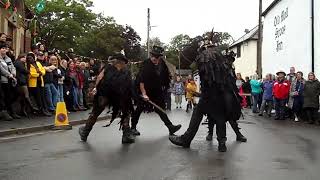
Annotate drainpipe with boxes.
[257,0,263,79]
[311,0,315,72]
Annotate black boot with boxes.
[122,128,135,144]
[79,126,91,142]
[308,120,315,124]
[26,97,39,112]
[206,133,213,141]
[11,113,21,119]
[20,109,28,118]
[236,133,247,142]
[206,118,214,141]
[41,109,52,117]
[9,104,21,119]
[168,124,182,135]
[218,141,227,152]
[169,135,190,148]
[0,110,13,121]
[186,102,192,112]
[229,121,247,142]
[131,128,141,136]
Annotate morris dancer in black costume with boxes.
[206,51,247,143]
[130,46,181,136]
[169,36,243,152]
[79,53,135,144]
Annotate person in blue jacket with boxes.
[259,74,274,117]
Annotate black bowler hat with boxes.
[150,45,164,56]
[110,53,128,64]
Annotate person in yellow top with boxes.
[27,52,51,116]
[186,78,198,112]
[28,58,46,88]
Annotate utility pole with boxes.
[147,8,150,58]
[178,51,181,76]
[257,0,263,78]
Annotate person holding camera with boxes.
[0,41,19,119]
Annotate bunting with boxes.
[4,0,10,10]
[35,0,46,14]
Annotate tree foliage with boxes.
[168,34,191,51]
[166,34,192,69]
[149,37,165,48]
[25,0,142,60]
[121,25,142,61]
[26,0,96,49]
[166,32,234,70]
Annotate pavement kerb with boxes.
[0,115,111,137]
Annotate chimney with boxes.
[244,29,250,34]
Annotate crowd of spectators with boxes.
[166,74,199,113]
[0,33,102,121]
[237,67,320,125]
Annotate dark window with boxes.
[236,45,241,58]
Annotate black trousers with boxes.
[82,88,89,108]
[275,98,286,119]
[0,82,4,111]
[29,87,45,110]
[40,87,48,111]
[63,85,74,111]
[246,96,252,107]
[1,83,16,113]
[84,96,129,131]
[208,118,241,136]
[165,92,171,110]
[304,107,318,123]
[182,104,226,143]
[131,97,173,129]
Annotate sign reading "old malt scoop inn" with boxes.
[274,7,288,52]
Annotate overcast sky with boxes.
[91,0,274,44]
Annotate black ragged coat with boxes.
[196,47,242,121]
[98,65,134,115]
[139,59,170,99]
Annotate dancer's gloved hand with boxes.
[142,94,149,101]
[91,88,97,95]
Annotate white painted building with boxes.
[262,0,320,76]
[315,0,320,75]
[230,26,258,78]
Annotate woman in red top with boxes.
[67,61,85,111]
[77,63,86,109]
